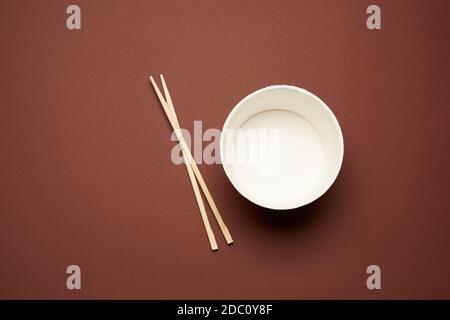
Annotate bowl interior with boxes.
[220,86,343,210]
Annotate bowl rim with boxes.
[220,85,344,210]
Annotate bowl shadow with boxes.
[227,172,346,237]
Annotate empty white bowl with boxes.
[220,85,344,210]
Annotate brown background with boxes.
[0,0,449,299]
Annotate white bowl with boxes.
[220,85,344,210]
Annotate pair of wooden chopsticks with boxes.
[149,75,233,251]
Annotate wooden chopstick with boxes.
[149,75,234,245]
[158,76,218,251]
